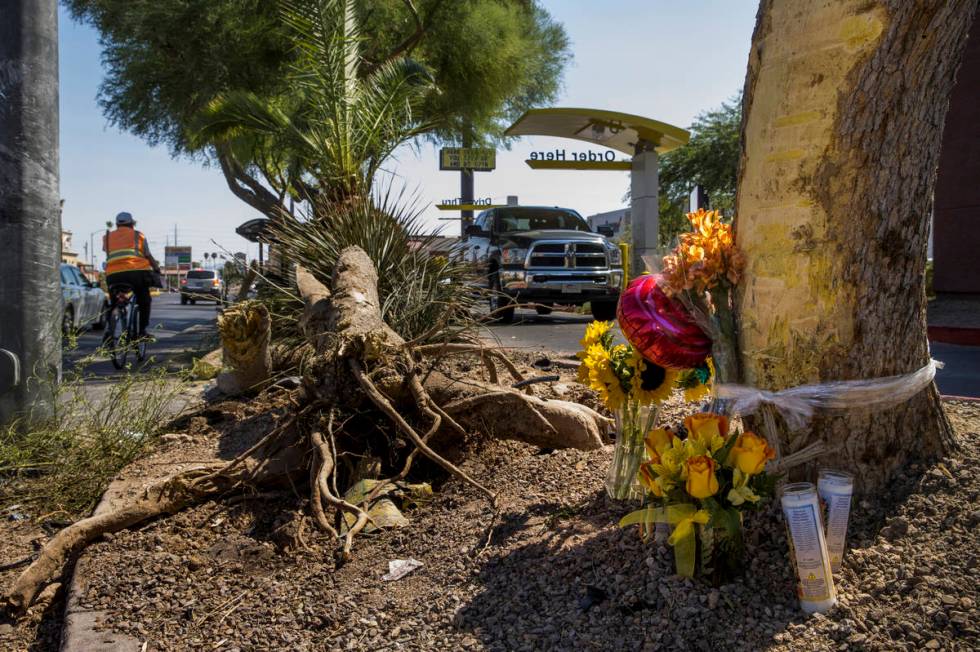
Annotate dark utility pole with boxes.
[0,0,61,422]
[459,131,474,235]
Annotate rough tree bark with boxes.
[4,247,609,613]
[735,0,978,491]
[216,302,272,395]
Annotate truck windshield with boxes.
[494,208,590,233]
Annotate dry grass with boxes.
[0,350,190,515]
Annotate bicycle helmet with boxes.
[115,211,135,226]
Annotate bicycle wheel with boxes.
[109,306,129,369]
[131,302,146,362]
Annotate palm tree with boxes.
[191,0,435,208]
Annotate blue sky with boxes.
[59,0,758,268]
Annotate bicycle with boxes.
[103,284,147,369]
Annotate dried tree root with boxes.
[4,465,222,613]
[310,428,371,561]
[415,343,526,386]
[350,357,497,507]
[4,246,610,614]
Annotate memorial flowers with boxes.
[577,322,677,500]
[621,411,777,580]
[659,209,745,384]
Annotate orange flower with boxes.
[638,462,665,497]
[660,209,744,297]
[683,412,729,449]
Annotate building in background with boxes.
[61,230,80,266]
[409,235,458,258]
[164,245,192,290]
[933,11,980,294]
[587,208,629,239]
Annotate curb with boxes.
[60,488,142,652]
[928,325,980,346]
[60,460,214,651]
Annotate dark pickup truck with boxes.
[459,205,624,323]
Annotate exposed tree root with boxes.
[3,248,610,614]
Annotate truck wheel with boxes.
[534,305,553,316]
[590,299,618,321]
[488,271,515,324]
[181,295,188,305]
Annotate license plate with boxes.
[561,284,582,294]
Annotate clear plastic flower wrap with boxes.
[714,359,942,467]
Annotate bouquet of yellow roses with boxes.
[577,321,677,500]
[620,411,777,580]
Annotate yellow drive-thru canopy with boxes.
[504,108,689,155]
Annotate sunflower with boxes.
[580,320,613,349]
[581,343,626,411]
[577,321,615,383]
[629,352,678,405]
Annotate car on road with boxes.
[60,263,107,333]
[459,206,624,323]
[180,269,222,304]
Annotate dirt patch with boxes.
[3,358,978,651]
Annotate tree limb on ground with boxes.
[3,246,608,614]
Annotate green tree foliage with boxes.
[658,94,741,244]
[66,0,570,214]
[359,0,570,144]
[191,0,434,203]
[621,95,741,246]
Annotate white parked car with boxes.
[60,263,106,333]
[180,269,223,304]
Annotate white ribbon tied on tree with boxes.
[713,360,943,468]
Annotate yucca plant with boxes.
[271,187,476,342]
[191,0,435,203]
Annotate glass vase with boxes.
[605,401,655,501]
[695,518,745,586]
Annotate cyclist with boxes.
[103,211,160,340]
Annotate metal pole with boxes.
[460,169,474,234]
[629,139,659,276]
[459,132,474,235]
[0,0,61,422]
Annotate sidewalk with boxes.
[928,293,980,346]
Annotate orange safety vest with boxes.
[104,227,152,275]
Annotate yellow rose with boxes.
[684,455,719,499]
[729,431,776,476]
[638,462,665,497]
[683,413,729,449]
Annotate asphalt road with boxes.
[483,307,980,398]
[65,292,219,378]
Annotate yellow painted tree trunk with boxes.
[734,0,977,491]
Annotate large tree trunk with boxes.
[734,0,977,491]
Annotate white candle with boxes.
[781,482,837,614]
[817,469,854,573]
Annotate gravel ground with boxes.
[1,354,978,651]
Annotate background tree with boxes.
[660,95,741,215]
[65,0,571,216]
[734,0,977,491]
[622,95,741,246]
[191,0,435,205]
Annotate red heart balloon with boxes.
[617,275,711,369]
